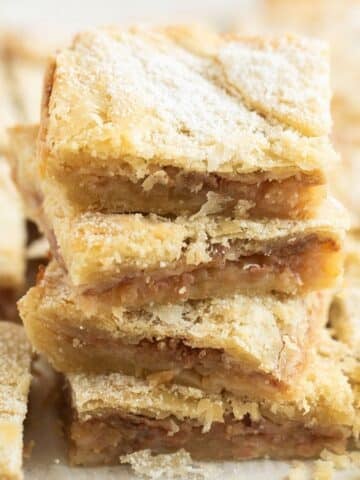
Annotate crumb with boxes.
[120,449,217,479]
[191,192,232,219]
[312,460,334,480]
[320,449,350,469]
[285,461,307,480]
[349,451,360,466]
[72,338,81,348]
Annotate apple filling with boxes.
[62,168,325,219]
[66,410,348,466]
[80,236,341,308]
[36,318,323,402]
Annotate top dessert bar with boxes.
[38,26,336,219]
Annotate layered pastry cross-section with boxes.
[9,125,347,306]
[64,342,355,466]
[38,26,337,219]
[19,260,329,401]
[238,0,360,229]
[0,322,32,480]
[44,193,347,304]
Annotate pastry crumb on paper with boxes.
[120,449,219,480]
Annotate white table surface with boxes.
[0,0,255,33]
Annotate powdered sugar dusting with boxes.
[46,26,336,176]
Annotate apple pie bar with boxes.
[19,260,329,401]
[63,343,355,466]
[46,196,348,307]
[3,30,56,124]
[38,26,337,219]
[7,125,40,223]
[0,160,25,320]
[0,322,32,479]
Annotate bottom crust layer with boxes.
[68,411,347,466]
[64,355,354,467]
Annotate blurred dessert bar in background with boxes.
[0,160,25,320]
[0,322,31,479]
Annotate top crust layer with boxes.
[40,25,336,179]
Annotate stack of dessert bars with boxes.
[13,26,357,464]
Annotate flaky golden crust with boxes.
[39,26,337,184]
[67,336,354,462]
[43,188,347,294]
[0,322,32,480]
[237,0,360,228]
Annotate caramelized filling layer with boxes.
[39,319,321,401]
[80,238,341,307]
[37,322,285,399]
[67,410,348,466]
[62,168,325,219]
